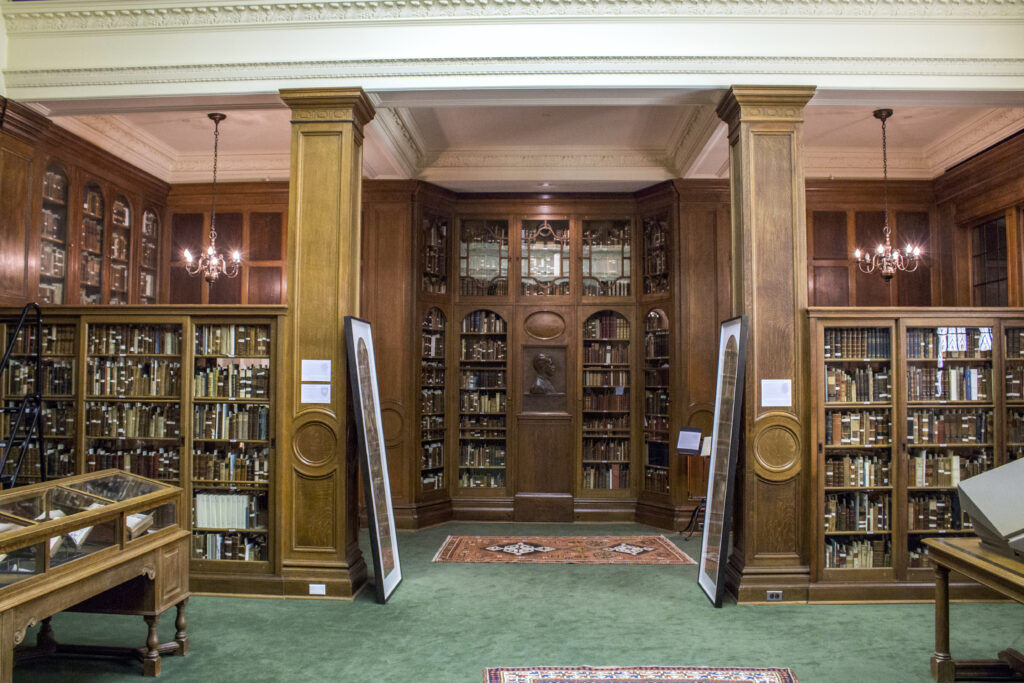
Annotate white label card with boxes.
[761,379,792,407]
[301,359,332,382]
[301,383,331,404]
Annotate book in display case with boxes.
[79,183,106,305]
[39,166,69,305]
[458,310,508,490]
[581,310,631,491]
[108,196,132,305]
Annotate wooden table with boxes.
[924,537,1024,682]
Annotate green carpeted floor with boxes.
[14,521,1024,682]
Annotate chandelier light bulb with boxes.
[184,249,193,263]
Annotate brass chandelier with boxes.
[853,108,921,282]
[184,113,241,283]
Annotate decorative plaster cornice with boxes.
[803,148,932,180]
[428,146,667,169]
[665,106,721,178]
[50,114,177,181]
[923,107,1024,175]
[7,56,1023,93]
[4,0,1024,33]
[367,107,425,178]
[170,152,291,183]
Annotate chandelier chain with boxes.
[881,113,890,241]
[210,116,220,247]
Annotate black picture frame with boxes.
[698,315,748,607]
[344,316,402,603]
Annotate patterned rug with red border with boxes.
[432,535,695,565]
[484,666,797,682]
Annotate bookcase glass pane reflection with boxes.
[3,323,78,483]
[822,326,893,569]
[109,195,131,305]
[642,213,670,296]
[582,310,631,491]
[460,219,509,297]
[1006,328,1024,464]
[905,326,993,569]
[80,182,105,304]
[140,209,160,304]
[420,308,446,493]
[422,213,448,295]
[582,219,631,297]
[521,219,570,296]
[40,165,69,305]
[458,310,507,489]
[192,324,272,562]
[643,309,669,494]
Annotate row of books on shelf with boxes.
[643,467,669,494]
[521,279,571,297]
[644,334,668,359]
[421,471,444,491]
[40,242,66,279]
[460,415,504,430]
[644,392,668,415]
[38,282,63,305]
[195,325,271,357]
[193,450,270,483]
[906,409,992,444]
[111,200,130,227]
[422,309,446,333]
[194,492,265,530]
[583,314,629,341]
[644,251,668,276]
[421,389,445,413]
[1008,412,1024,441]
[906,366,991,402]
[907,493,968,531]
[459,470,505,487]
[1007,366,1024,398]
[80,253,102,287]
[461,310,506,334]
[421,414,443,432]
[460,391,506,414]
[583,343,628,364]
[85,447,180,480]
[421,361,444,386]
[824,328,890,359]
[582,279,631,298]
[460,369,505,389]
[1006,330,1024,358]
[643,274,669,295]
[81,219,103,254]
[583,393,630,412]
[907,451,988,488]
[83,189,103,217]
[7,359,75,395]
[460,339,507,362]
[458,445,505,467]
[109,231,129,261]
[141,243,159,271]
[193,404,270,441]
[79,290,102,305]
[86,402,179,439]
[9,326,76,356]
[824,538,890,569]
[582,438,629,462]
[193,363,270,399]
[824,454,890,488]
[585,414,629,431]
[825,367,891,403]
[421,443,444,469]
[824,492,890,532]
[109,263,129,293]
[41,209,65,242]
[583,463,630,489]
[422,332,445,358]
[460,278,509,297]
[824,410,892,446]
[88,325,180,356]
[644,365,669,386]
[583,369,629,387]
[87,359,181,397]
[906,327,992,360]
[193,532,266,561]
[43,169,67,201]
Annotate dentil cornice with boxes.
[4,0,1024,32]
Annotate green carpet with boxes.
[13,522,1024,682]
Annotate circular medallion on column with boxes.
[381,399,404,446]
[752,417,802,482]
[293,421,337,468]
[524,311,566,340]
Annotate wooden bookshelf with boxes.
[39,165,69,305]
[581,310,632,492]
[643,308,670,495]
[458,309,508,490]
[419,307,447,493]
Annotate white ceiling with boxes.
[34,88,1024,193]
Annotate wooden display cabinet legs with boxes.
[931,564,1024,682]
[20,598,189,678]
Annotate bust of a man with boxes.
[529,352,557,394]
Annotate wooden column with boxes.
[278,88,375,598]
[716,86,815,603]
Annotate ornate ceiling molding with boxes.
[803,148,932,180]
[367,107,426,178]
[169,152,290,182]
[7,56,1023,94]
[50,114,177,181]
[428,146,667,170]
[923,107,1024,175]
[665,106,721,178]
[5,0,1023,33]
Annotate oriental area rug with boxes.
[484,666,798,682]
[432,535,695,565]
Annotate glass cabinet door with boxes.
[582,219,631,297]
[420,308,447,492]
[643,309,670,494]
[458,310,507,489]
[460,219,509,297]
[140,209,160,304]
[422,213,449,295]
[582,310,631,491]
[80,182,105,304]
[109,195,131,304]
[520,219,570,296]
[40,165,69,304]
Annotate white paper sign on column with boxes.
[301,383,331,404]
[301,359,332,382]
[761,379,792,407]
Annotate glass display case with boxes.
[520,219,570,296]
[582,219,632,297]
[460,219,509,297]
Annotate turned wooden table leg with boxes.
[142,614,161,677]
[931,563,956,682]
[174,598,189,656]
[36,616,56,653]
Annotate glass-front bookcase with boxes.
[458,310,507,489]
[420,308,446,492]
[39,165,69,305]
[582,219,631,298]
[643,309,670,494]
[582,310,631,492]
[1004,327,1024,464]
[460,219,509,297]
[109,196,132,304]
[642,213,670,296]
[80,183,105,304]
[521,219,570,296]
[422,213,449,295]
[139,209,160,304]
